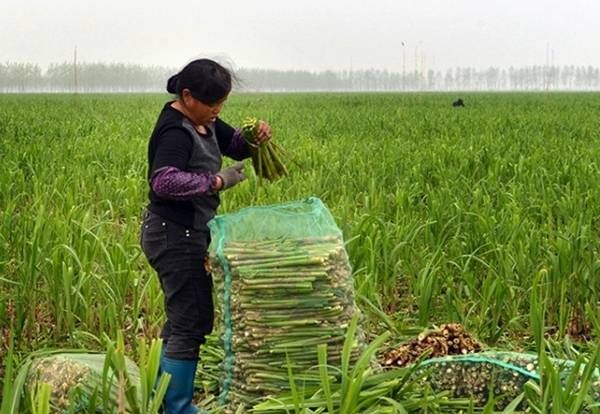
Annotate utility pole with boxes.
[415,41,423,89]
[401,41,406,90]
[544,42,549,90]
[551,48,555,90]
[73,46,79,94]
[349,56,354,91]
[414,43,419,79]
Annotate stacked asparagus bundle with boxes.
[241,117,289,182]
[210,235,363,411]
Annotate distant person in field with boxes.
[453,98,465,107]
[140,58,272,414]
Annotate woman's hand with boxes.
[254,120,272,144]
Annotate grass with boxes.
[1,92,599,411]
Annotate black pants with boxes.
[140,210,214,360]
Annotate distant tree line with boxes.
[238,66,600,91]
[2,61,600,92]
[0,62,173,93]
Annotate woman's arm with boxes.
[151,166,218,199]
[214,118,252,160]
[215,118,273,159]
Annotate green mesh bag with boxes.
[411,351,600,409]
[25,352,141,413]
[208,197,365,412]
[208,196,343,246]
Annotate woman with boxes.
[140,59,271,413]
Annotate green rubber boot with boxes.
[160,353,198,414]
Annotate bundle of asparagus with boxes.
[241,117,289,182]
[210,235,364,411]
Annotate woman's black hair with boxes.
[166,59,233,105]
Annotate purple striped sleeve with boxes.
[151,166,217,199]
[224,128,252,160]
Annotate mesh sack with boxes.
[411,351,600,409]
[26,352,140,413]
[208,197,365,412]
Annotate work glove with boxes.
[216,162,246,190]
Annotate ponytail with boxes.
[166,73,179,94]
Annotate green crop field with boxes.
[1,93,599,412]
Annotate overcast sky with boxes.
[2,0,599,73]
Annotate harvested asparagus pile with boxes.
[197,333,225,395]
[210,235,364,411]
[241,117,289,182]
[382,323,483,367]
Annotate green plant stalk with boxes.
[318,344,335,414]
[30,382,51,414]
